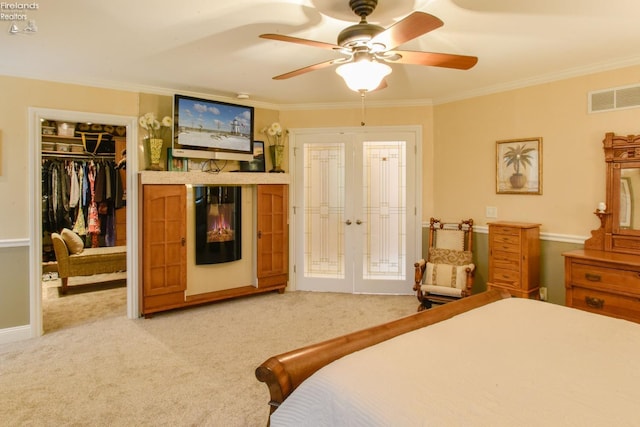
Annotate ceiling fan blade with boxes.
[390,50,478,70]
[372,79,388,92]
[260,34,341,51]
[272,59,339,80]
[370,12,444,51]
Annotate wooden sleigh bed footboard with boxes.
[255,289,511,415]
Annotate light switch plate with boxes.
[486,206,498,218]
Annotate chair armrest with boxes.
[413,259,427,291]
[51,233,71,278]
[463,263,475,295]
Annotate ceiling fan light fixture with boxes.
[336,59,391,93]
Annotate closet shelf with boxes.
[42,150,115,160]
[41,134,125,142]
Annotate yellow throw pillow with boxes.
[61,228,84,255]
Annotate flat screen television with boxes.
[172,94,254,161]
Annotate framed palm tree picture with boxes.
[496,137,542,195]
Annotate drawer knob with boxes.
[585,296,605,309]
[584,273,602,282]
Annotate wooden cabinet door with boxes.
[257,184,288,288]
[143,185,187,298]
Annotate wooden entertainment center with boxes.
[139,171,289,316]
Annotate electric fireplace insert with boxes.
[194,186,242,265]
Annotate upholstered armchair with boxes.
[413,218,475,311]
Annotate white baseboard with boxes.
[0,324,33,345]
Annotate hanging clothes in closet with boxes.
[42,158,124,260]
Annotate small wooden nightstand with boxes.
[487,221,541,299]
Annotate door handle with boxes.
[345,220,352,225]
[356,219,363,225]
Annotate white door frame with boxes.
[287,125,422,294]
[28,108,139,337]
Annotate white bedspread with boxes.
[271,298,640,426]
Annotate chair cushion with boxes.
[421,284,464,298]
[61,228,84,255]
[429,248,472,266]
[434,229,465,251]
[425,262,474,289]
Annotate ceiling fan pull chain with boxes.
[360,91,366,126]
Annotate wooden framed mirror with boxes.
[586,133,640,254]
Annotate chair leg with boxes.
[60,277,68,295]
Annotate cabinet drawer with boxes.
[569,286,640,323]
[491,268,521,287]
[492,254,519,272]
[490,225,520,236]
[492,249,520,264]
[570,262,640,295]
[491,233,521,246]
[491,241,521,253]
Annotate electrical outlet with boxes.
[486,206,498,218]
[539,287,548,301]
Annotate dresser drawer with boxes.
[492,249,520,263]
[491,233,521,246]
[490,225,520,237]
[492,250,519,272]
[568,286,640,323]
[570,262,640,296]
[491,241,521,253]
[491,267,521,287]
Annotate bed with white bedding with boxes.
[256,290,640,426]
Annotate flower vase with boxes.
[269,144,284,173]
[146,138,164,171]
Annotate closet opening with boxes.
[40,119,129,332]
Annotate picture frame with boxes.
[239,141,266,172]
[496,137,542,195]
[167,148,188,172]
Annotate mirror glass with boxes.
[620,168,640,230]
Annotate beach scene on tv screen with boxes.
[177,97,252,152]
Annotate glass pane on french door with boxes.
[296,135,352,292]
[294,130,416,294]
[354,139,409,294]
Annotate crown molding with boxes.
[3,53,640,112]
[433,54,640,105]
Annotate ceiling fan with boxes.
[260,0,478,93]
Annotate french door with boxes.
[293,127,420,294]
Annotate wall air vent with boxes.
[589,84,640,113]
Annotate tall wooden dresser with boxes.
[487,221,541,299]
[563,132,640,323]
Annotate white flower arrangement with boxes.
[261,122,287,147]
[139,112,172,140]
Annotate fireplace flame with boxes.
[207,204,235,242]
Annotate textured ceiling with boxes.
[2,0,640,107]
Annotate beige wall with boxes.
[0,76,140,330]
[3,63,640,332]
[0,76,140,239]
[432,65,640,235]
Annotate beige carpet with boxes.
[0,277,416,426]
